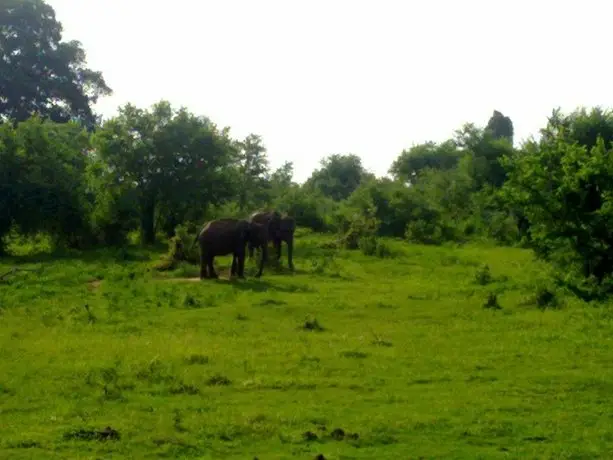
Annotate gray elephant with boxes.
[248,210,295,270]
[192,218,270,279]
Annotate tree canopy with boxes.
[0,0,111,128]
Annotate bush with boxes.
[336,211,380,251]
[153,224,199,271]
[357,235,394,258]
[502,113,613,297]
[273,186,337,232]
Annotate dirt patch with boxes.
[162,277,202,283]
[87,280,102,291]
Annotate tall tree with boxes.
[485,110,514,145]
[541,107,613,150]
[0,0,111,128]
[454,123,513,188]
[305,153,370,201]
[235,134,270,212]
[389,140,461,184]
[92,100,236,245]
[0,116,92,253]
[268,160,294,197]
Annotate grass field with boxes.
[1,230,613,459]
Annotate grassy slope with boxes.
[1,231,613,459]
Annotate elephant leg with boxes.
[199,245,208,279]
[208,255,218,279]
[230,254,237,277]
[256,243,267,278]
[238,251,246,278]
[275,238,282,261]
[287,236,294,270]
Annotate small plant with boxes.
[535,285,557,308]
[311,253,341,276]
[169,382,200,395]
[359,235,377,256]
[474,264,492,285]
[483,292,501,310]
[371,330,393,347]
[206,374,231,386]
[136,358,175,384]
[375,240,394,258]
[63,426,120,442]
[182,294,200,308]
[184,354,209,365]
[521,282,560,309]
[153,225,199,271]
[173,409,187,432]
[303,317,325,331]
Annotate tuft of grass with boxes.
[0,234,611,458]
[483,292,502,310]
[474,263,492,285]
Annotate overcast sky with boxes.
[48,0,612,182]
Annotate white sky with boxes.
[48,0,612,182]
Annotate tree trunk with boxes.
[140,196,156,245]
[165,212,178,238]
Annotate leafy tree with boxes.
[485,110,514,144]
[273,185,337,232]
[454,123,513,188]
[235,134,270,212]
[0,0,111,128]
[389,140,461,184]
[0,116,92,252]
[267,160,295,203]
[305,153,371,201]
[85,150,139,246]
[502,119,613,297]
[541,106,613,149]
[270,161,294,188]
[92,100,236,245]
[341,177,411,238]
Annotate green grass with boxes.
[1,232,613,459]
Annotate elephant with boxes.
[192,218,270,280]
[248,210,295,270]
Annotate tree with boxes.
[0,116,92,253]
[0,0,112,128]
[454,123,513,189]
[268,161,295,201]
[305,153,371,201]
[92,100,236,245]
[502,109,613,297]
[541,107,613,150]
[235,134,270,212]
[389,140,461,184]
[485,110,514,145]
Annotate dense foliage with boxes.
[4,0,613,298]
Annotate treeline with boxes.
[4,0,613,299]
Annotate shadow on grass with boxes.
[1,244,167,266]
[216,277,316,294]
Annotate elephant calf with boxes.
[193,218,270,280]
[248,211,296,270]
